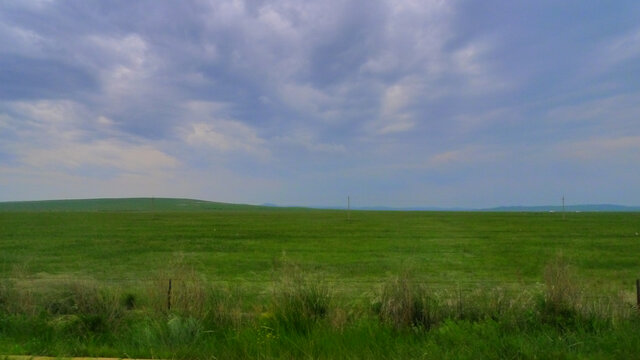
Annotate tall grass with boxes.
[539,254,636,327]
[374,272,439,329]
[1,256,638,359]
[270,259,332,333]
[542,254,578,318]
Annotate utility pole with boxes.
[562,195,565,219]
[347,195,351,221]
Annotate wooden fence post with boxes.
[167,279,172,311]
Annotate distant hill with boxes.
[353,206,472,211]
[0,198,281,212]
[352,204,640,212]
[482,204,640,212]
[1,198,638,212]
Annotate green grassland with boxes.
[1,198,640,358]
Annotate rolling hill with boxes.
[0,197,277,212]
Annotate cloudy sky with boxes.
[1,1,639,208]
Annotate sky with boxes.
[1,0,640,208]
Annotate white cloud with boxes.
[426,145,505,168]
[0,165,189,201]
[381,84,412,116]
[97,115,114,127]
[84,33,160,104]
[7,100,87,142]
[3,100,179,176]
[453,107,520,133]
[544,93,640,141]
[182,100,231,116]
[183,120,266,155]
[21,140,178,173]
[359,144,507,173]
[0,113,9,128]
[275,133,346,154]
[87,34,148,68]
[373,82,417,134]
[360,52,399,75]
[601,28,640,67]
[546,93,640,126]
[277,82,345,122]
[278,83,331,113]
[0,22,45,57]
[179,100,267,156]
[450,40,506,94]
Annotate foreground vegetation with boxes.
[1,259,639,359]
[1,202,639,358]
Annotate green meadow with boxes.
[1,198,640,359]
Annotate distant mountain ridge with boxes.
[351,204,640,212]
[1,198,638,212]
[481,204,640,212]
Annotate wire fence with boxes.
[5,275,640,316]
[0,276,546,284]
[2,275,638,306]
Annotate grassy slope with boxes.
[0,197,284,212]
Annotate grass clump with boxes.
[0,279,16,313]
[270,260,331,333]
[43,280,126,334]
[375,272,439,330]
[541,254,579,321]
[146,255,242,330]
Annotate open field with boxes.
[1,199,640,358]
[2,201,639,290]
